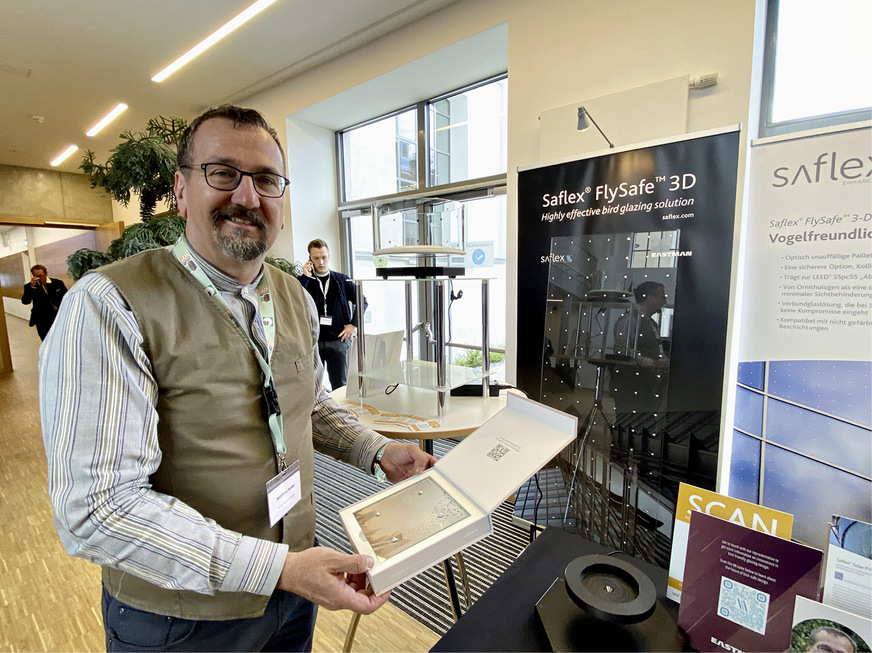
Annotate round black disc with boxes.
[564,555,657,624]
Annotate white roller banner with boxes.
[740,124,872,362]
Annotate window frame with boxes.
[335,75,508,365]
[336,73,508,208]
[759,0,872,138]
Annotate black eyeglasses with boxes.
[182,163,289,198]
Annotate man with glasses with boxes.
[40,105,436,652]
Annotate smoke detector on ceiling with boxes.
[32,115,45,124]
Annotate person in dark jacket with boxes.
[299,239,367,389]
[22,264,67,340]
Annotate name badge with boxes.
[266,459,301,527]
[320,315,333,326]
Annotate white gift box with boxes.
[339,392,578,595]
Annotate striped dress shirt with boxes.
[39,245,387,598]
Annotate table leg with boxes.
[441,558,462,621]
[343,612,361,652]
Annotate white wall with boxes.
[236,0,758,380]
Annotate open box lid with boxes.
[435,393,578,514]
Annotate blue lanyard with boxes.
[172,239,287,467]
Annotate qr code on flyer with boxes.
[717,576,770,635]
[487,444,509,461]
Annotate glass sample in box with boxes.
[355,475,478,561]
[340,393,578,594]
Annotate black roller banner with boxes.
[517,129,740,563]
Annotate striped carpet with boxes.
[313,438,531,635]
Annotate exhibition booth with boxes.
[1,1,869,651]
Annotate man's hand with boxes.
[276,547,390,614]
[30,276,40,287]
[379,442,437,483]
[302,261,314,277]
[338,324,356,342]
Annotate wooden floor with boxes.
[0,314,439,652]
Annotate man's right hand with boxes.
[30,276,40,287]
[276,546,390,614]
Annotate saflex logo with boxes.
[772,151,872,187]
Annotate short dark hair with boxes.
[177,105,285,169]
[634,281,664,304]
[809,626,856,653]
[31,264,47,275]
[307,239,329,253]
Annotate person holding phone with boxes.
[299,239,366,390]
[21,264,67,340]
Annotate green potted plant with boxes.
[80,116,187,222]
[69,114,302,282]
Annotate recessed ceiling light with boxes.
[86,103,129,137]
[51,145,78,167]
[151,0,279,83]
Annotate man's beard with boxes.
[210,206,268,262]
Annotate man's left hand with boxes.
[338,324,356,342]
[379,442,437,483]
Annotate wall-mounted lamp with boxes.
[576,106,614,148]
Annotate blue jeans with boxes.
[101,587,317,652]
[319,338,352,390]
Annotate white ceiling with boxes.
[0,0,459,173]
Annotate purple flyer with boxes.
[678,511,823,652]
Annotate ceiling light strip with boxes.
[151,0,279,82]
[86,103,129,137]
[51,145,78,167]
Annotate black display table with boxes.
[431,527,680,652]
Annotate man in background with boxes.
[611,281,670,414]
[300,239,366,390]
[21,264,67,340]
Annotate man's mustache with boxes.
[210,206,266,229]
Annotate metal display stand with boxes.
[562,296,639,530]
[352,276,493,423]
[343,275,492,640]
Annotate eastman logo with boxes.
[711,636,745,653]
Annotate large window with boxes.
[759,0,872,137]
[341,109,418,201]
[429,79,507,186]
[337,76,508,371]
